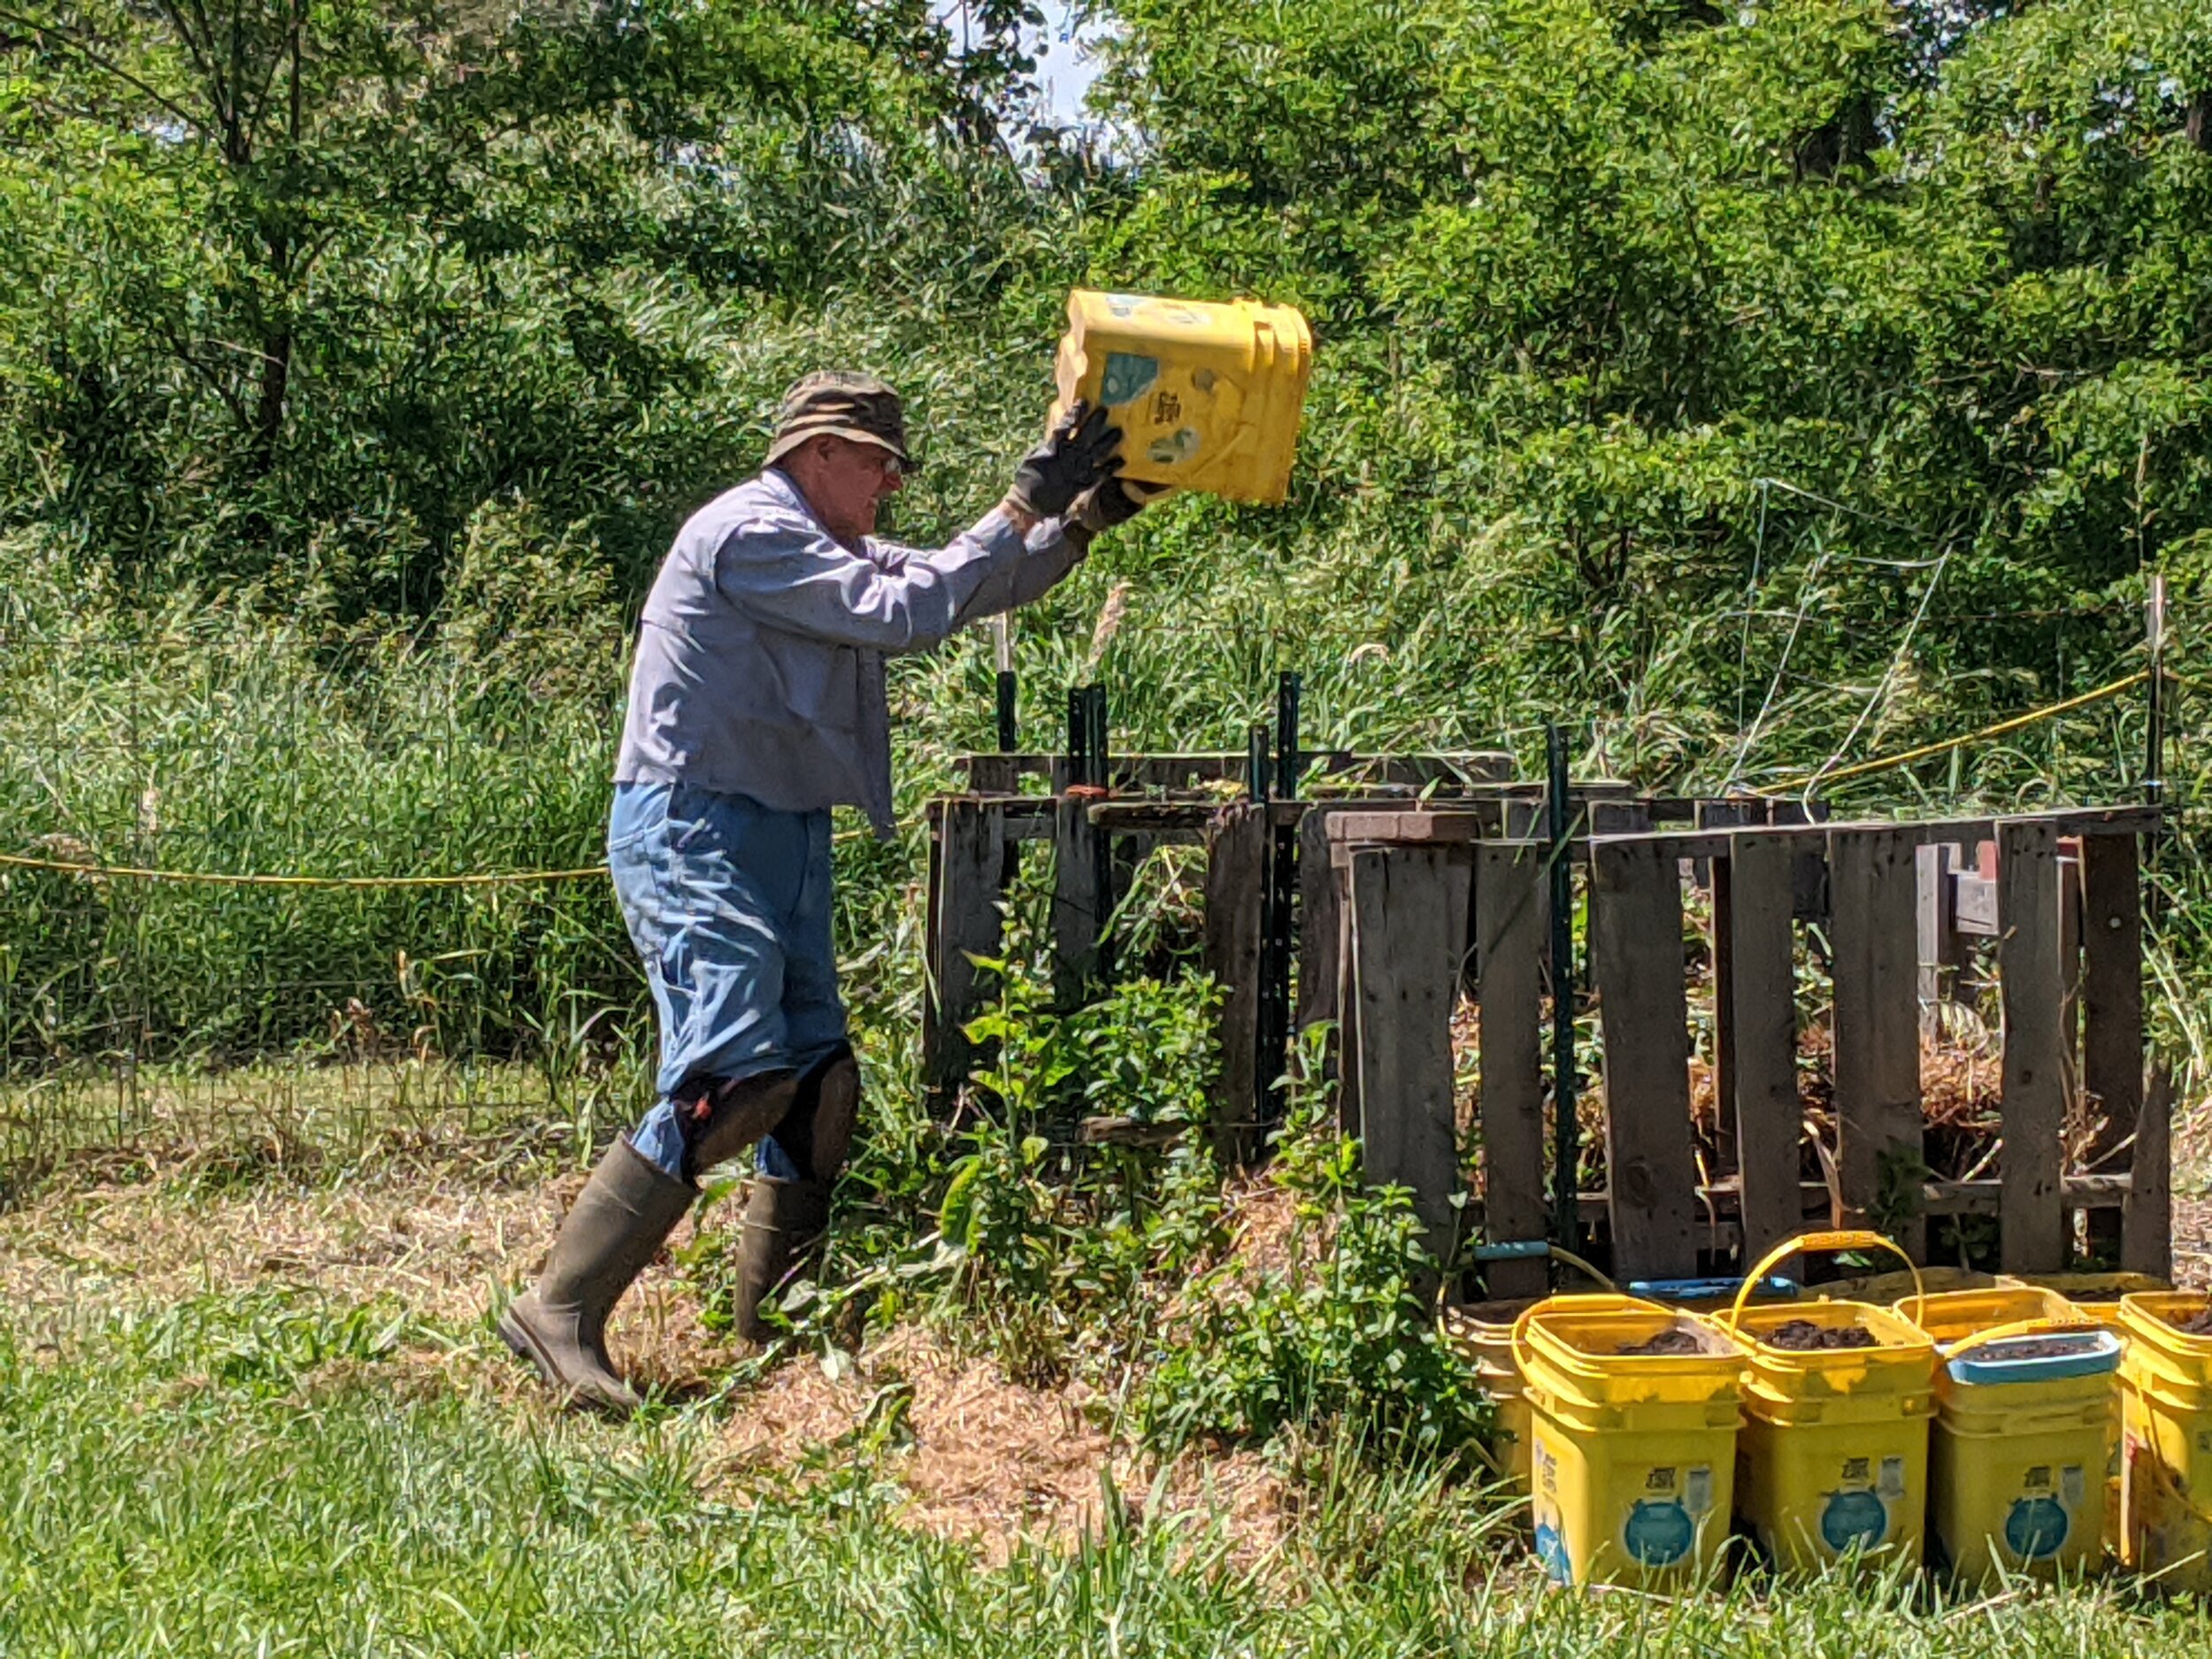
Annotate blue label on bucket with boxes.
[1101,352,1158,404]
[1534,1519,1571,1585]
[1820,1489,1889,1553]
[2004,1495,2070,1561]
[1623,1499,1694,1567]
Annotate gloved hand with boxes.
[1071,474,1167,537]
[1008,401,1123,518]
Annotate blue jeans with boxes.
[607,781,846,1179]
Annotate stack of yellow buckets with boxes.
[1482,1230,2211,1589]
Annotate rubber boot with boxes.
[499,1135,694,1415]
[733,1175,832,1345]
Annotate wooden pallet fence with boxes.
[920,751,1519,1122]
[1326,804,2167,1284]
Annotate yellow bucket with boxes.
[2006,1273,2165,1547]
[1724,1232,1937,1573]
[1902,1284,2078,1345]
[1825,1265,2000,1304]
[1440,1248,1616,1493]
[1051,290,1314,503]
[2117,1292,2212,1590]
[1516,1294,1747,1588]
[1446,1298,1541,1491]
[1921,1313,2122,1581]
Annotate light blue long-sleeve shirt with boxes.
[614,467,1084,834]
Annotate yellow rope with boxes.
[3,667,2178,883]
[0,851,610,888]
[1754,669,2151,796]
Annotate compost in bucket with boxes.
[1611,1324,1717,1356]
[1763,1318,1878,1352]
[2169,1305,2212,1336]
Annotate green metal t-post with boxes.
[1546,723,1580,1252]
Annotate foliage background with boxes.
[5,0,2212,1085]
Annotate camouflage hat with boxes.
[764,371,910,469]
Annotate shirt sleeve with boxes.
[942,518,1088,630]
[713,505,1033,654]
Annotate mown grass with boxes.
[3,1288,2208,1656]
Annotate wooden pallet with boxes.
[1326,805,2168,1283]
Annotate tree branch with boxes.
[149,317,254,431]
[0,5,206,134]
[150,0,227,125]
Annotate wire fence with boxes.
[1,593,2188,1186]
[0,626,648,1180]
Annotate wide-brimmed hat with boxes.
[764,371,910,469]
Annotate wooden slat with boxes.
[1590,806,2162,862]
[1476,842,1550,1299]
[1588,800,1652,836]
[960,756,1024,794]
[1591,839,1699,1279]
[1348,844,1471,1277]
[1295,805,1341,1034]
[1202,803,1268,1158]
[2081,833,2145,1263]
[1727,833,1804,1263]
[1830,828,1925,1258]
[1998,818,2068,1273]
[1323,806,1507,845]
[922,800,1004,1110]
[2125,1063,2173,1279]
[956,750,1524,787]
[1051,795,1103,1007]
[1916,843,1968,1036]
[1475,1172,2131,1234]
[1334,855,1361,1135]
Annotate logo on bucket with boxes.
[1820,1489,1889,1553]
[1533,1518,1572,1585]
[2004,1495,2070,1561]
[1623,1498,1695,1567]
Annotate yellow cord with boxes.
[0,851,610,888]
[1754,669,2150,796]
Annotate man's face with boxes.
[795,434,904,545]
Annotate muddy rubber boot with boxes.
[732,1175,832,1345]
[499,1136,694,1415]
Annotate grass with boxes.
[5,1283,2212,1655]
[2,1112,2209,1657]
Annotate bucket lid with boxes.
[1627,1275,1799,1305]
[1945,1328,2122,1386]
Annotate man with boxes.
[500,372,1147,1412]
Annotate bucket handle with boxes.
[1723,1228,1924,1335]
[1939,1316,2108,1365]
[1454,1242,1617,1352]
[1466,1239,1617,1293]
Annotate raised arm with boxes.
[715,506,1033,654]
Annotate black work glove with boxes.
[1071,474,1168,537]
[1008,401,1123,518]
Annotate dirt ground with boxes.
[3,1131,2205,1563]
[0,1159,1295,1565]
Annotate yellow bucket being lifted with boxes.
[1724,1233,1937,1574]
[1516,1294,1747,1588]
[1051,290,1314,504]
[2117,1292,2212,1591]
